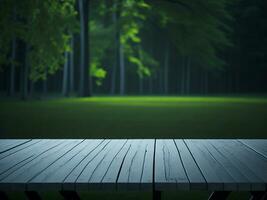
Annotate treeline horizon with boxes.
[0,0,267,99]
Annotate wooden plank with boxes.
[0,139,266,192]
[184,140,236,191]
[0,140,82,190]
[99,140,132,190]
[0,139,64,190]
[0,140,31,153]
[139,139,154,188]
[154,139,189,190]
[28,140,103,190]
[174,140,206,190]
[89,140,130,189]
[0,139,66,179]
[0,140,23,150]
[116,139,154,190]
[0,140,42,160]
[215,140,267,190]
[210,140,265,191]
[200,140,251,190]
[239,139,267,159]
[0,140,58,178]
[63,140,111,190]
[75,140,127,190]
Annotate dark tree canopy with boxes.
[0,0,266,97]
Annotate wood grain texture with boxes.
[0,139,266,191]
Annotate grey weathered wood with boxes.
[184,140,236,191]
[0,140,65,179]
[210,140,265,191]
[200,140,251,190]
[100,140,132,190]
[139,139,154,189]
[215,140,267,189]
[239,139,267,159]
[75,139,127,190]
[88,139,128,189]
[0,139,31,153]
[0,140,58,178]
[1,140,81,190]
[28,140,101,190]
[117,139,154,190]
[0,139,266,192]
[154,139,189,190]
[174,140,206,190]
[0,140,42,160]
[63,140,111,190]
[29,140,103,190]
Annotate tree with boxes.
[78,0,91,97]
[117,0,152,95]
[0,0,77,98]
[228,0,267,93]
[148,0,231,94]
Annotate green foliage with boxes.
[89,18,113,86]
[128,56,149,78]
[90,0,154,81]
[119,0,150,45]
[149,0,232,70]
[0,0,236,93]
[118,0,156,78]
[0,0,78,80]
[0,0,25,69]
[90,21,114,62]
[128,47,159,78]
[26,0,78,81]
[90,61,107,86]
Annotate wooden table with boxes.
[0,139,266,200]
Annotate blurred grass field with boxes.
[0,96,266,199]
[0,96,267,138]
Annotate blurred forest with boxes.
[0,0,267,99]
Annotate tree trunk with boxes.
[159,69,163,94]
[164,43,169,94]
[30,80,35,97]
[110,0,118,95]
[180,57,185,95]
[9,37,16,97]
[139,77,143,94]
[110,60,117,95]
[228,72,232,94]
[69,35,75,94]
[62,51,69,96]
[235,71,239,93]
[42,78,47,97]
[186,56,191,95]
[110,57,117,95]
[204,71,209,94]
[20,44,29,100]
[201,70,205,94]
[119,40,125,95]
[79,0,90,97]
[149,77,153,94]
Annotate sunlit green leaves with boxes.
[90,61,107,86]
[0,0,78,80]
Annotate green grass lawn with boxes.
[0,96,267,138]
[0,96,266,200]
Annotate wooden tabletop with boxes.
[0,139,266,191]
